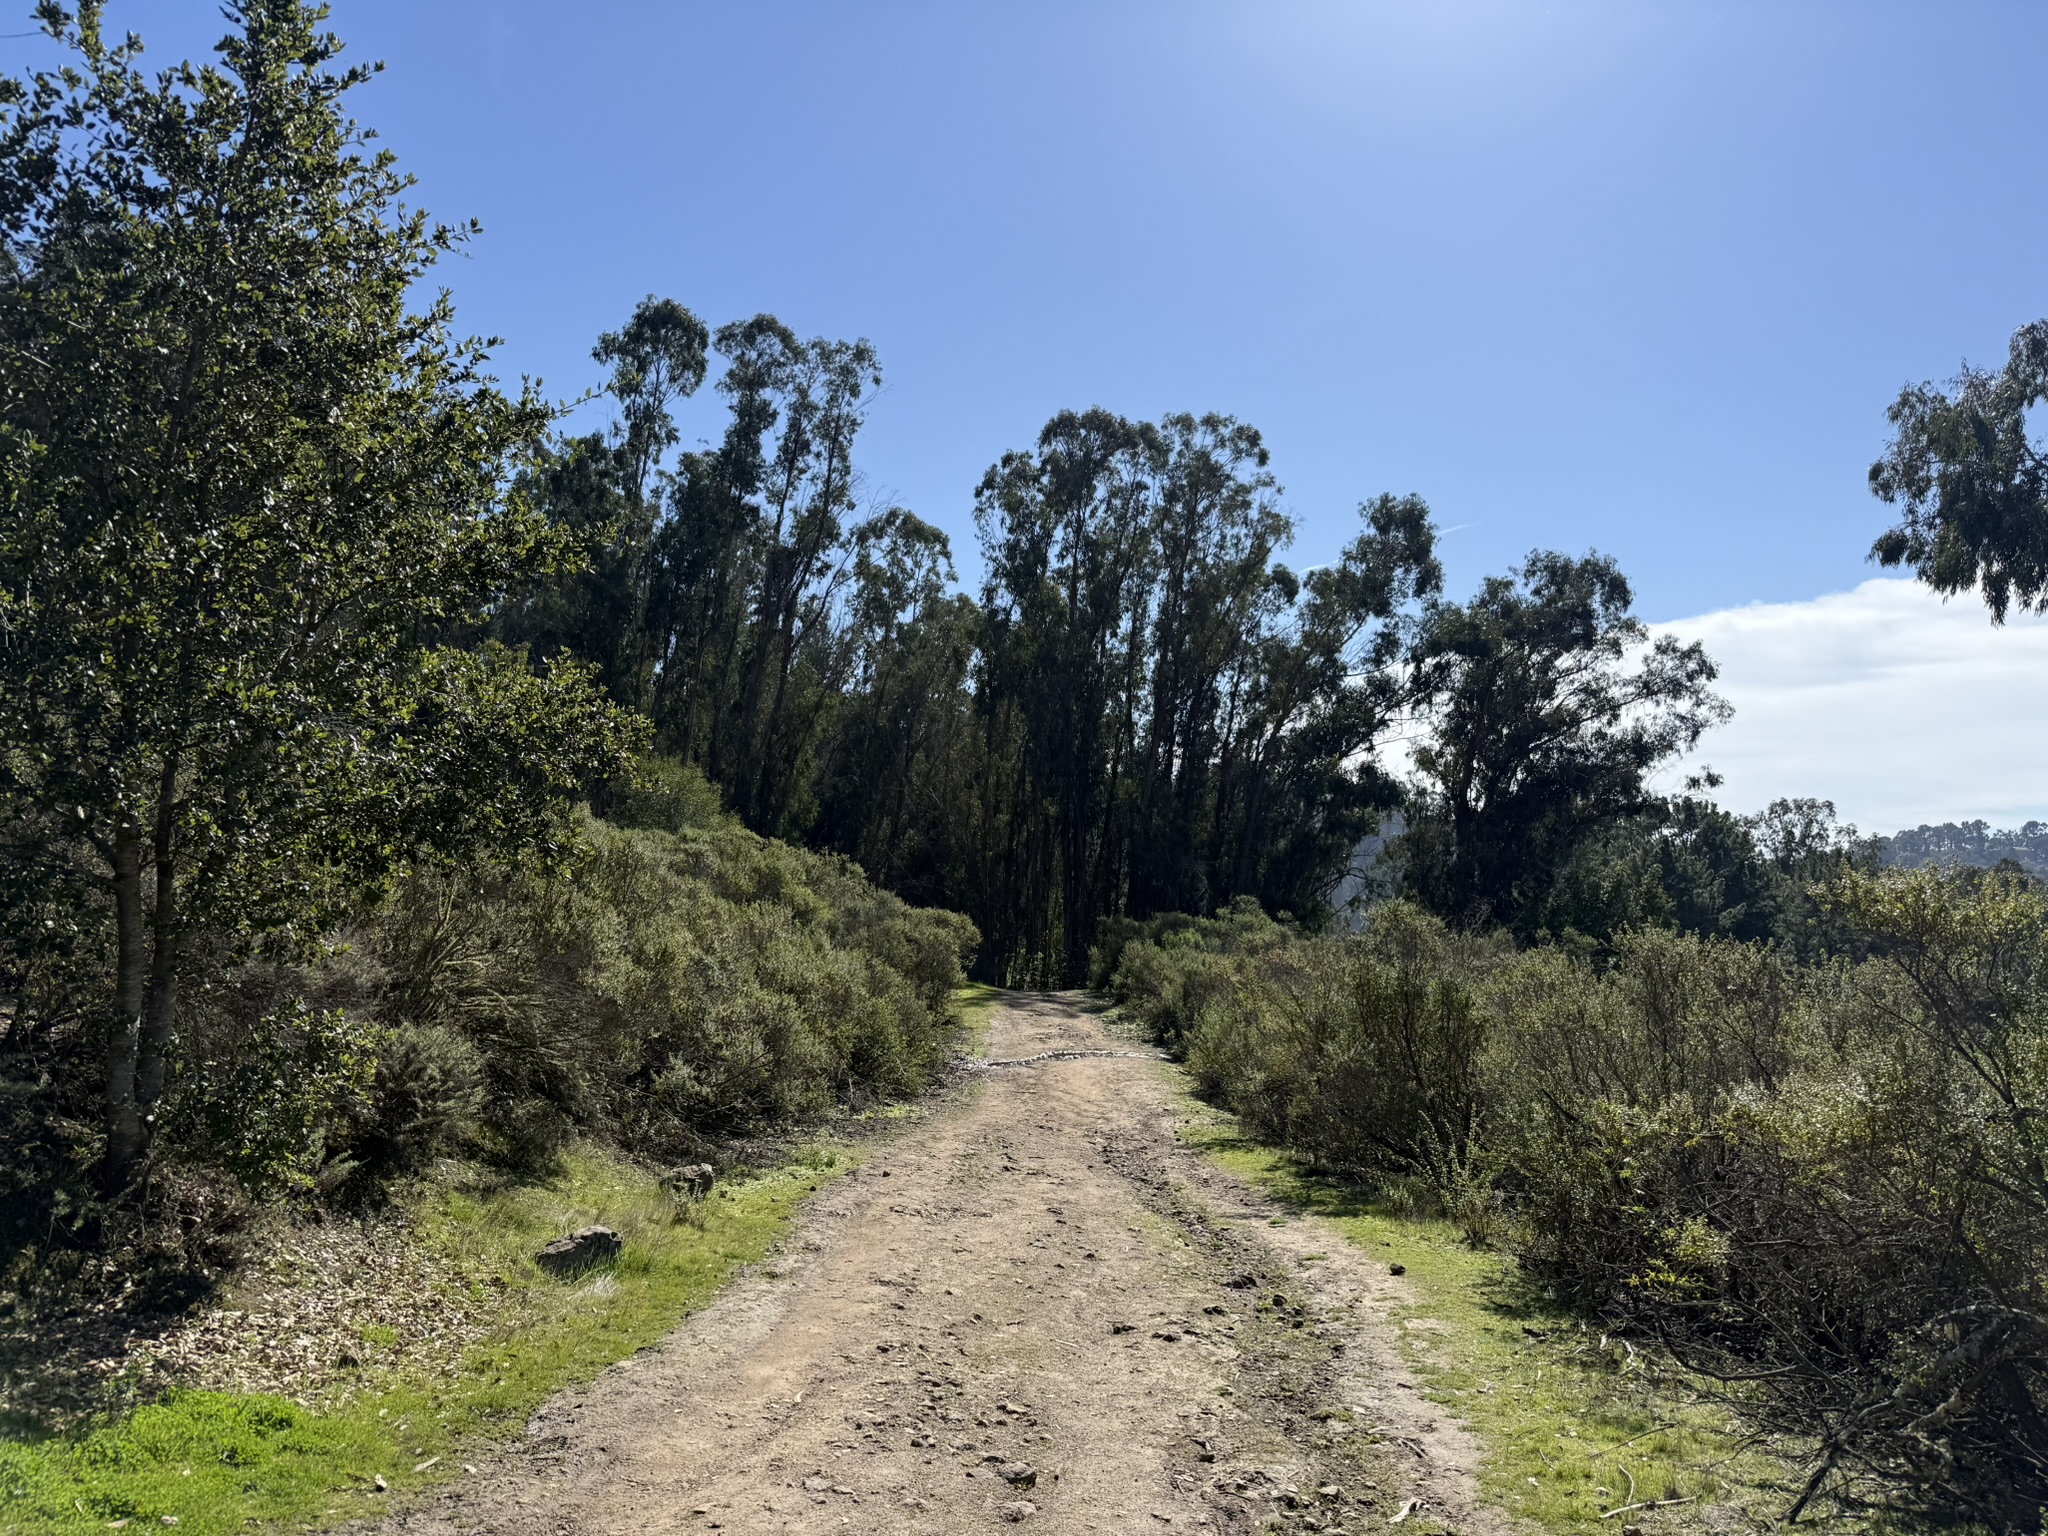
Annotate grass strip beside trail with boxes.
[1172,1096,1806,1534]
[0,1146,843,1536]
[952,981,1006,1057]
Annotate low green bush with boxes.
[343,798,979,1174]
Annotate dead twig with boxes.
[1600,1496,1696,1520]
[1590,1423,1673,1459]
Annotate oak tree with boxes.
[0,1,641,1185]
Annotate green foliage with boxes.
[971,423,1438,981]
[1115,900,1508,1213]
[596,296,711,507]
[346,804,977,1173]
[511,335,1450,983]
[1870,317,2048,621]
[1397,551,1728,937]
[1101,897,1291,1051]
[333,1022,486,1189]
[602,753,728,835]
[0,774,974,1371]
[0,0,643,1185]
[1113,873,2048,1530]
[165,1001,379,1198]
[1473,792,1880,958]
[1885,817,2048,877]
[644,317,888,832]
[491,432,653,712]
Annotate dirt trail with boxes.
[378,993,1515,1536]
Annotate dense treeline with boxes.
[502,293,1745,979]
[497,310,1453,980]
[505,304,2048,983]
[468,289,2048,984]
[1884,818,2048,877]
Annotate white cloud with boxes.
[1653,578,2048,835]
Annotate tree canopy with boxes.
[1397,551,1729,935]
[1870,318,2048,621]
[0,0,640,1184]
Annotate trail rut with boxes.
[376,993,1516,1535]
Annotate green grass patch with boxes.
[952,982,1006,1055]
[0,1145,842,1535]
[1174,1095,1806,1532]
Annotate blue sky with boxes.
[10,2,2046,825]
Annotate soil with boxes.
[373,992,1519,1536]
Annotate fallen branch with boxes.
[1590,1425,1673,1460]
[1600,1496,1696,1520]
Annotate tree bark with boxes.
[137,940,179,1115]
[136,758,182,1114]
[101,819,149,1188]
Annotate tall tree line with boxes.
[507,298,1734,981]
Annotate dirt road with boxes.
[379,993,1512,1536]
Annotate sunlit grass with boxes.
[952,981,1006,1055]
[1173,1092,1807,1533]
[0,1145,840,1535]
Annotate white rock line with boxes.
[967,1049,1168,1069]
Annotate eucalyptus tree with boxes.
[1399,551,1728,933]
[0,1,640,1185]
[638,314,883,833]
[492,432,644,705]
[970,412,1443,981]
[1215,491,1442,915]
[811,509,978,898]
[728,332,882,829]
[1870,318,2048,621]
[974,409,1165,978]
[644,314,797,766]
[1128,414,1291,916]
[595,295,709,511]
[494,297,711,712]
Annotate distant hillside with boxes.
[1882,820,2048,877]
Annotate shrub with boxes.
[1583,868,2048,1532]
[604,754,728,835]
[354,809,979,1166]
[1114,871,2048,1530]
[1,789,980,1306]
[1117,899,1504,1203]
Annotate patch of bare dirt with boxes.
[371,993,1521,1536]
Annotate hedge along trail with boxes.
[1106,873,2048,1532]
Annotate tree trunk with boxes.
[137,939,180,1115]
[100,820,149,1189]
[137,758,182,1113]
